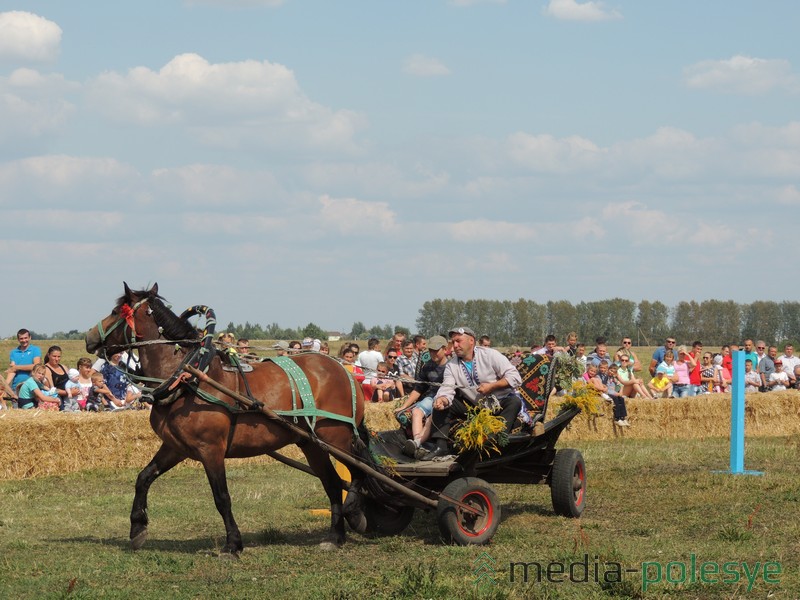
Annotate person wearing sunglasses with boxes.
[614,337,642,372]
[649,337,677,377]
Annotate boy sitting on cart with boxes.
[424,326,524,460]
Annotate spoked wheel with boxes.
[363,498,415,536]
[550,448,586,517]
[437,477,500,545]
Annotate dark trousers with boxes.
[431,393,522,444]
[610,394,627,421]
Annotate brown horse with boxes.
[85,283,366,555]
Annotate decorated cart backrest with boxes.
[515,353,557,415]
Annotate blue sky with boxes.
[1,1,799,338]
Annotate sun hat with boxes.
[272,341,289,350]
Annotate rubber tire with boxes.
[363,498,415,536]
[437,477,500,546]
[550,448,586,517]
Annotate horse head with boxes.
[86,282,198,358]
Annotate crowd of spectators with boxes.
[3,328,145,412]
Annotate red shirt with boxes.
[689,351,702,385]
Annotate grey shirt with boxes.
[437,346,522,405]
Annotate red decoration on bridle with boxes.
[119,303,139,339]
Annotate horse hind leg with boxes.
[131,444,185,550]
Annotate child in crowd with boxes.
[575,344,587,372]
[371,361,397,402]
[648,367,673,398]
[768,360,790,391]
[63,368,82,412]
[87,372,126,411]
[744,359,761,393]
[712,355,731,393]
[17,364,60,410]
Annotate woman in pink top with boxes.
[672,346,696,398]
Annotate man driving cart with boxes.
[424,326,524,460]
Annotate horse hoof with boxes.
[318,541,341,552]
[130,529,148,550]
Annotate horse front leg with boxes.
[302,445,347,550]
[131,443,185,550]
[201,455,243,557]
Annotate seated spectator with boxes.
[384,332,406,357]
[236,338,258,363]
[301,337,321,352]
[384,350,405,396]
[721,345,733,374]
[75,357,94,410]
[87,372,127,411]
[395,336,449,457]
[478,335,492,348]
[586,362,629,427]
[614,336,642,372]
[699,353,715,394]
[42,345,70,408]
[649,337,677,376]
[648,366,673,398]
[63,369,82,412]
[319,341,330,355]
[17,364,59,410]
[271,341,289,357]
[587,343,611,368]
[614,355,654,399]
[575,343,587,372]
[744,359,761,393]
[396,340,416,385]
[533,335,563,357]
[564,332,578,356]
[672,346,697,398]
[767,359,790,391]
[713,355,731,392]
[287,341,302,355]
[358,338,384,373]
[793,365,800,390]
[657,350,677,379]
[339,347,364,384]
[370,361,397,402]
[99,352,143,407]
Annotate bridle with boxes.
[94,298,151,357]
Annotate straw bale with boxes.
[2,392,799,480]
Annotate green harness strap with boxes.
[265,356,358,432]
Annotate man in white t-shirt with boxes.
[357,338,384,374]
[778,344,800,386]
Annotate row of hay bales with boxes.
[3,391,800,480]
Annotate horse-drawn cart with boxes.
[87,283,585,554]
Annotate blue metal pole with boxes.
[730,350,745,473]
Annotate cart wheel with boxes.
[550,448,586,517]
[437,477,500,545]
[364,498,415,536]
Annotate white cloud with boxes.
[0,69,78,143]
[446,219,535,241]
[777,185,800,205]
[402,54,451,77]
[318,194,398,234]
[86,53,364,151]
[151,164,284,207]
[449,0,506,6]
[184,0,284,6]
[685,55,799,95]
[507,132,601,173]
[182,213,285,235]
[0,155,139,208]
[542,0,622,22]
[0,11,62,62]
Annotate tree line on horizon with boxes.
[20,298,800,347]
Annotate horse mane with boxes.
[116,288,199,342]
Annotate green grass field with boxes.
[1,436,797,599]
